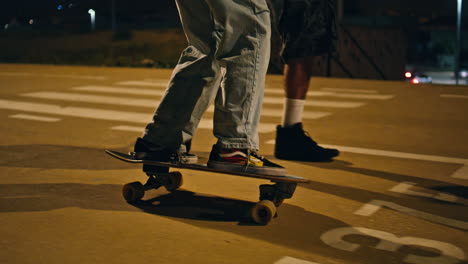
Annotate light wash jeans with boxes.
[142,0,271,152]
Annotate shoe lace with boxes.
[248,149,264,160]
[302,130,318,146]
[242,149,264,172]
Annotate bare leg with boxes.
[281,57,315,127]
[284,57,312,100]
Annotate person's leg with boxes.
[274,0,339,161]
[281,57,310,126]
[138,0,222,158]
[204,0,286,175]
[203,0,270,151]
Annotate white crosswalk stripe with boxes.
[262,96,366,108]
[0,99,278,133]
[0,99,152,123]
[71,85,370,108]
[266,89,393,99]
[21,91,334,119]
[113,79,393,99]
[99,82,394,100]
[441,94,468,99]
[320,87,379,93]
[113,121,277,134]
[73,85,167,96]
[116,80,167,87]
[75,85,384,101]
[22,91,161,107]
[2,78,395,133]
[9,113,61,122]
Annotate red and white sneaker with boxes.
[207,145,287,176]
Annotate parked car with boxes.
[405,71,432,84]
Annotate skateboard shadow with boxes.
[0,183,253,223]
[432,185,468,199]
[0,181,349,259]
[132,190,257,224]
[0,182,287,225]
[0,144,134,170]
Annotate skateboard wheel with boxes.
[251,200,276,225]
[164,172,183,192]
[122,182,145,202]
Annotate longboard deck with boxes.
[106,150,309,184]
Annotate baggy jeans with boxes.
[142,0,271,152]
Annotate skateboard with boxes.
[106,150,309,225]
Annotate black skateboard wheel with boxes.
[251,200,277,225]
[164,172,183,192]
[122,181,145,202]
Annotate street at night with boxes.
[0,64,466,264]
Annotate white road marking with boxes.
[22,91,161,107]
[321,227,466,264]
[264,89,341,96]
[9,114,61,122]
[389,182,463,204]
[262,97,365,108]
[206,105,331,119]
[116,81,380,95]
[0,72,34,77]
[72,86,166,96]
[354,200,468,230]
[111,125,142,132]
[317,144,468,164]
[116,80,167,87]
[112,120,277,133]
[274,256,321,264]
[0,99,152,123]
[109,84,390,100]
[74,86,372,107]
[42,73,107,80]
[315,92,393,100]
[320,87,379,94]
[265,141,468,163]
[319,145,468,179]
[450,164,468,179]
[264,89,394,100]
[260,108,331,119]
[0,72,107,80]
[21,92,331,119]
[1,196,43,199]
[266,142,468,179]
[0,99,279,133]
[441,94,468,99]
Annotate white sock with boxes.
[281,98,305,127]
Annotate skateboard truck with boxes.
[259,182,297,206]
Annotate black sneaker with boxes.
[207,145,287,176]
[275,123,339,161]
[133,138,198,164]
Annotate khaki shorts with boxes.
[269,0,337,61]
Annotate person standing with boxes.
[270,0,340,161]
[134,0,287,175]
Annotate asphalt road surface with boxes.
[0,64,467,264]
